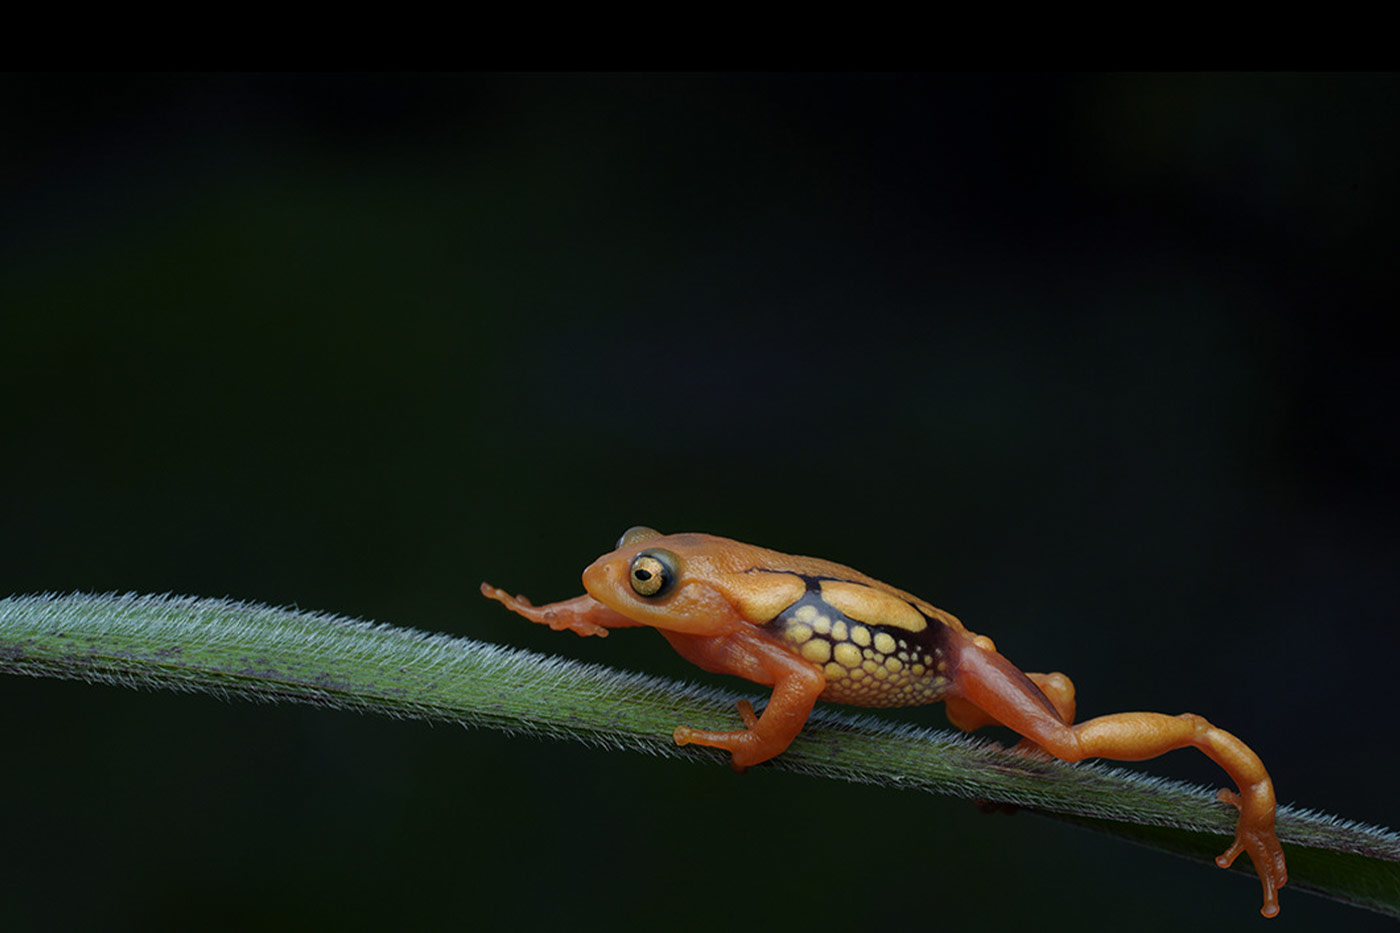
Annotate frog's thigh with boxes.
[664,628,827,770]
[947,671,1076,731]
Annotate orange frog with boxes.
[482,527,1287,917]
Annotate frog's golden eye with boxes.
[617,526,663,549]
[629,549,678,598]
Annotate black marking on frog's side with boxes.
[757,574,957,707]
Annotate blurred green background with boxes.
[2,74,1396,931]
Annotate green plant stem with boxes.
[3,592,1397,915]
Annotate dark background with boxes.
[2,73,1396,931]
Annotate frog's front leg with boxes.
[662,627,827,771]
[480,583,642,637]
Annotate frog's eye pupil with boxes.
[628,550,677,598]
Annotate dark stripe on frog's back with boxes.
[758,574,956,708]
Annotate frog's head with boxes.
[581,526,749,634]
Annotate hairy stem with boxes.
[2,592,1397,916]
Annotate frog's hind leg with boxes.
[948,640,1287,918]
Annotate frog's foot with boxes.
[673,701,771,772]
[1216,787,1288,918]
[478,583,611,637]
[735,699,759,729]
[673,722,765,773]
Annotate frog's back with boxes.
[668,533,968,630]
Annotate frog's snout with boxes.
[582,558,620,596]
